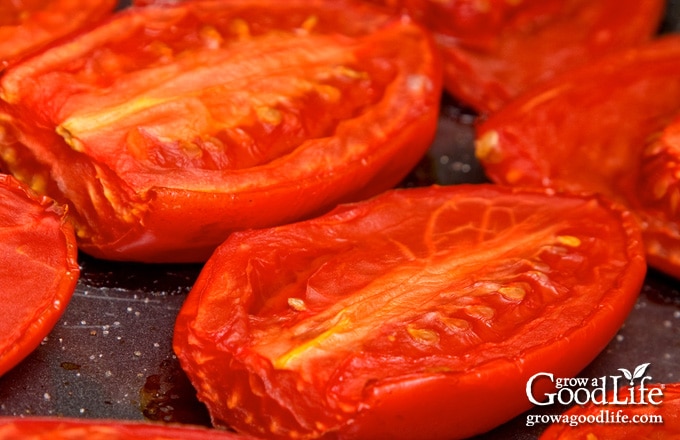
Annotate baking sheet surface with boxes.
[1,2,680,439]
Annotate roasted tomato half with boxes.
[174,184,646,440]
[539,383,680,439]
[0,174,79,377]
[475,34,680,278]
[0,0,116,68]
[0,0,441,262]
[0,417,257,440]
[366,0,664,113]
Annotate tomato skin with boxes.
[0,174,79,377]
[475,34,680,279]
[0,0,441,263]
[0,417,258,440]
[173,184,646,439]
[538,383,680,439]
[0,0,116,68]
[366,0,664,113]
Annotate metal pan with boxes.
[1,2,679,439]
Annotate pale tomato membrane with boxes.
[0,174,79,377]
[174,184,646,439]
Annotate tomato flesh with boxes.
[173,184,646,439]
[0,417,257,440]
[0,0,116,68]
[0,0,441,262]
[539,383,680,439]
[0,174,79,377]
[475,35,680,279]
[365,0,663,113]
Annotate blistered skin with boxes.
[174,184,646,439]
[0,0,442,262]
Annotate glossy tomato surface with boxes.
[539,383,680,439]
[475,34,680,279]
[0,417,256,440]
[367,0,664,113]
[0,0,116,68]
[0,0,441,263]
[0,174,79,377]
[174,184,646,440]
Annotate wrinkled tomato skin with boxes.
[475,34,680,279]
[0,417,258,440]
[0,174,79,377]
[0,0,441,263]
[539,383,680,439]
[174,184,646,440]
[366,0,664,113]
[0,0,116,69]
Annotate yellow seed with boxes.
[335,65,367,79]
[0,145,16,165]
[407,325,439,344]
[29,173,47,195]
[256,106,282,125]
[300,15,318,33]
[439,316,470,331]
[504,168,524,184]
[499,285,526,301]
[556,235,581,247]
[287,297,307,311]
[230,18,250,39]
[315,84,341,103]
[671,188,680,215]
[475,130,501,163]
[465,305,495,320]
[147,40,173,60]
[199,25,223,49]
[652,175,670,200]
[226,390,239,409]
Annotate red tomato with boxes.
[539,383,680,439]
[0,417,257,440]
[0,0,116,68]
[475,34,680,279]
[0,174,79,377]
[366,0,664,113]
[0,0,441,263]
[173,184,646,440]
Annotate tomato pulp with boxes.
[0,416,258,440]
[174,184,646,439]
[0,174,79,377]
[364,0,663,113]
[0,0,116,68]
[0,0,442,262]
[539,383,680,439]
[476,34,680,278]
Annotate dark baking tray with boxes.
[1,2,679,439]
